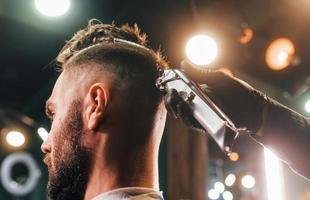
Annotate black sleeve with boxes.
[251,96,310,179]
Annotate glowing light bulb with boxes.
[35,0,70,17]
[185,34,218,66]
[6,131,25,147]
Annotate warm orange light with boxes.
[240,28,253,44]
[229,152,239,162]
[265,38,295,71]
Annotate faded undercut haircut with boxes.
[55,19,169,136]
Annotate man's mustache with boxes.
[43,154,52,167]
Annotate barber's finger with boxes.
[176,100,206,133]
[180,60,231,84]
[164,89,183,119]
[181,60,255,95]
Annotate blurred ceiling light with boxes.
[241,175,255,189]
[185,34,218,66]
[229,152,239,162]
[6,131,25,147]
[35,0,70,17]
[225,174,236,187]
[265,38,295,71]
[264,148,285,200]
[214,182,225,193]
[222,191,234,200]
[208,189,220,200]
[37,127,49,141]
[240,28,253,44]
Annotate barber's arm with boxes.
[165,62,310,179]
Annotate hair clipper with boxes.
[156,69,239,155]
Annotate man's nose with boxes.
[41,134,51,154]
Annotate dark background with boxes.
[0,0,310,199]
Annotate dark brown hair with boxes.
[56,19,169,136]
[56,19,168,69]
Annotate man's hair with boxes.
[55,19,168,139]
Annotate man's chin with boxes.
[47,153,92,200]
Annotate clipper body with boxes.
[157,69,239,154]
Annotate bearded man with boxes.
[41,20,168,200]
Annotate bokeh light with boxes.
[265,38,295,71]
[229,152,239,162]
[185,34,218,66]
[214,182,225,193]
[225,174,236,187]
[240,27,253,44]
[241,175,256,189]
[208,189,220,200]
[35,0,70,17]
[6,131,25,147]
[37,127,49,141]
[222,191,234,200]
[304,99,310,113]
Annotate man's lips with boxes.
[43,154,52,167]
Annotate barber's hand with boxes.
[164,61,267,134]
[164,88,206,133]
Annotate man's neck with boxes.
[83,102,166,200]
[83,139,159,200]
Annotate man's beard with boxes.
[46,100,94,200]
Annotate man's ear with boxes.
[85,83,110,130]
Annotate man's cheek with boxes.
[54,138,75,165]
[53,137,69,165]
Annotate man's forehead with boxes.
[49,66,110,105]
[47,72,68,105]
[48,69,91,104]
